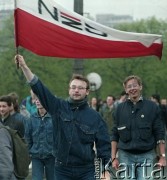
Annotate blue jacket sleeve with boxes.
[28,75,61,115]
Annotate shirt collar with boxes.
[127,96,143,103]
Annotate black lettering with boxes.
[61,16,82,30]
[37,0,107,37]
[85,23,107,37]
[38,0,58,21]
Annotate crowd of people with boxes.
[0,54,166,180]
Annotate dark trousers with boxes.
[54,161,96,180]
[31,156,55,180]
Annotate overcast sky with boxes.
[1,0,167,20]
[56,0,167,20]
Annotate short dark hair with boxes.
[107,95,116,101]
[0,95,13,106]
[8,92,20,112]
[151,94,161,104]
[120,90,127,96]
[69,74,90,90]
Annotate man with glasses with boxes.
[111,75,166,180]
[14,54,111,180]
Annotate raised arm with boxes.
[14,54,60,115]
[14,54,34,82]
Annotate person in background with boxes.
[89,97,99,111]
[150,94,161,106]
[114,90,127,108]
[161,98,167,106]
[15,54,111,180]
[160,98,167,136]
[0,122,17,180]
[8,92,30,131]
[20,89,37,117]
[25,95,55,180]
[151,94,167,129]
[111,75,166,180]
[0,95,25,137]
[99,94,116,136]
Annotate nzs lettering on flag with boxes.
[14,0,163,59]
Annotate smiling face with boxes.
[124,77,142,103]
[69,79,89,101]
[0,101,11,118]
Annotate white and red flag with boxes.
[14,0,163,59]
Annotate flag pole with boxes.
[73,0,84,75]
[14,0,19,69]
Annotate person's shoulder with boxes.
[0,126,12,142]
[99,103,107,111]
[116,100,127,108]
[12,112,26,118]
[86,107,103,120]
[87,106,98,113]
[143,98,156,106]
[0,126,8,133]
[10,113,25,124]
[143,99,160,110]
[29,112,39,120]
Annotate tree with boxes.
[84,17,167,99]
[0,16,167,102]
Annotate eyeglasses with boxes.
[126,83,139,89]
[70,86,87,90]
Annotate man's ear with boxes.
[124,86,128,94]
[86,89,90,96]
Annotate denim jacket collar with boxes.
[67,97,88,110]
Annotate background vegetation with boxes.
[0,16,167,103]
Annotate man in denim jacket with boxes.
[15,55,111,180]
[25,96,55,180]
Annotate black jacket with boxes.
[111,98,165,153]
[0,115,25,138]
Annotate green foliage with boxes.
[0,16,167,102]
